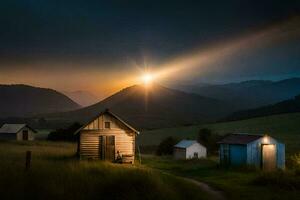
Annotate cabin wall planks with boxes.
[78,111,137,163]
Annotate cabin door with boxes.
[262,144,276,171]
[22,130,29,140]
[99,136,115,161]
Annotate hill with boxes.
[172,78,300,109]
[226,94,300,120]
[0,84,80,117]
[62,90,100,107]
[138,112,300,155]
[45,84,235,129]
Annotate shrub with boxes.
[289,153,300,169]
[156,137,178,156]
[197,128,222,154]
[197,128,212,144]
[47,122,81,141]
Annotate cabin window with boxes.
[105,122,111,129]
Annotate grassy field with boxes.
[138,112,300,155]
[1,113,299,199]
[0,141,213,200]
[34,129,53,140]
[142,155,300,200]
[0,141,299,200]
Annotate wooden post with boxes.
[137,146,142,164]
[25,151,31,171]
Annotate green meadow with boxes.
[0,141,213,200]
[142,155,300,200]
[1,113,300,200]
[138,112,300,155]
[136,112,300,199]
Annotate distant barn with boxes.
[218,134,285,170]
[0,124,36,141]
[75,109,139,163]
[174,140,207,159]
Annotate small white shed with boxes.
[0,124,36,141]
[174,140,207,159]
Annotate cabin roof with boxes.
[75,109,139,135]
[0,124,37,134]
[174,140,198,148]
[217,133,263,145]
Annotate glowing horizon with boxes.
[0,16,299,99]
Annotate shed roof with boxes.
[174,140,198,148]
[217,133,263,145]
[0,124,37,134]
[75,109,139,135]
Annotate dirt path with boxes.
[179,176,225,200]
[161,171,225,200]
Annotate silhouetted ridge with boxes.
[0,84,80,117]
[44,84,234,129]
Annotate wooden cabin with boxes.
[75,109,139,163]
[174,140,207,160]
[0,124,36,141]
[218,134,285,170]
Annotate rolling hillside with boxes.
[45,84,236,129]
[138,112,300,154]
[172,78,300,109]
[0,84,80,117]
[226,94,300,120]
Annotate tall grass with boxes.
[0,141,212,200]
[252,171,300,190]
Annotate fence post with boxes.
[25,151,31,171]
[137,146,142,164]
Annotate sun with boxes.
[142,73,154,85]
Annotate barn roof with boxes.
[75,109,139,135]
[217,133,263,145]
[174,140,198,148]
[0,124,37,134]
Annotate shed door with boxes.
[99,136,115,161]
[262,144,276,171]
[221,144,230,165]
[22,130,29,140]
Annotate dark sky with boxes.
[0,0,299,96]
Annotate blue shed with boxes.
[218,134,285,170]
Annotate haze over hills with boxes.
[62,90,101,107]
[2,78,300,130]
[226,94,300,121]
[45,84,236,129]
[0,84,81,117]
[171,78,300,109]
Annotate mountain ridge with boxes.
[0,84,81,117]
[171,77,300,109]
[43,84,236,129]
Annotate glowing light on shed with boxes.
[262,135,270,144]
